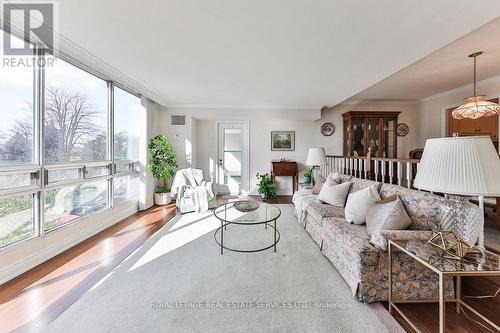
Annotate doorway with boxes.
[217,121,249,195]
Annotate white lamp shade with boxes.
[414,136,500,196]
[306,148,327,166]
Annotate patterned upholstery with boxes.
[380,184,443,230]
[298,175,460,303]
[306,202,345,221]
[349,178,382,194]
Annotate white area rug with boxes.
[44,204,402,333]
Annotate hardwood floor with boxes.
[0,196,498,333]
[389,276,500,332]
[0,204,177,333]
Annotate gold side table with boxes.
[388,239,500,333]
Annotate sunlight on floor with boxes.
[128,211,218,271]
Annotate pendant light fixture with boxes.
[452,51,500,120]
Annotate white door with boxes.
[217,122,249,195]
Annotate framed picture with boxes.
[271,131,295,151]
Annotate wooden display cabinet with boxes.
[342,111,400,158]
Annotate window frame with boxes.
[0,29,142,251]
[112,84,141,207]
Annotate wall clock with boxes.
[321,123,335,136]
[397,123,409,137]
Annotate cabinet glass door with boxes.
[366,118,380,157]
[352,118,364,156]
[384,119,395,158]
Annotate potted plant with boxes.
[147,135,177,205]
[303,168,313,184]
[256,173,277,200]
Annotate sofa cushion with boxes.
[349,178,382,194]
[380,184,444,230]
[337,173,353,184]
[344,184,381,224]
[322,217,379,267]
[306,202,345,222]
[311,175,326,195]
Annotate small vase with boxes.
[303,176,311,184]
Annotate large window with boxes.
[0,194,34,247]
[44,180,109,232]
[0,33,34,165]
[0,29,143,249]
[44,57,108,163]
[113,87,141,204]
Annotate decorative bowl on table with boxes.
[234,201,260,212]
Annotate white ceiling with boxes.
[350,17,500,101]
[52,0,500,108]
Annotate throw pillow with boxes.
[366,195,412,235]
[312,175,326,195]
[344,184,381,224]
[326,172,341,183]
[317,181,351,208]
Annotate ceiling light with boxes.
[452,51,500,120]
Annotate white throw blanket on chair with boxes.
[171,168,214,213]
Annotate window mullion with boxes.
[108,81,114,208]
[34,46,45,238]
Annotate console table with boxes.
[271,161,298,193]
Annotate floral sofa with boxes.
[294,174,460,303]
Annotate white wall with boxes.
[416,74,500,148]
[161,101,418,195]
[158,107,196,170]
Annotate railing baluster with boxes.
[397,161,402,186]
[406,162,412,189]
[364,159,368,179]
[374,160,379,181]
[388,161,393,184]
[354,159,359,178]
[381,160,386,183]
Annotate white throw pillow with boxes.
[317,181,351,208]
[366,195,411,235]
[344,184,381,224]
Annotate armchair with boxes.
[171,168,216,213]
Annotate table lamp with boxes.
[306,148,327,185]
[414,136,500,252]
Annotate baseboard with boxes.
[0,205,138,285]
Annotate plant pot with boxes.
[303,176,311,184]
[154,192,172,206]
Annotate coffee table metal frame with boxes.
[213,202,281,254]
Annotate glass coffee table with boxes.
[213,201,281,254]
